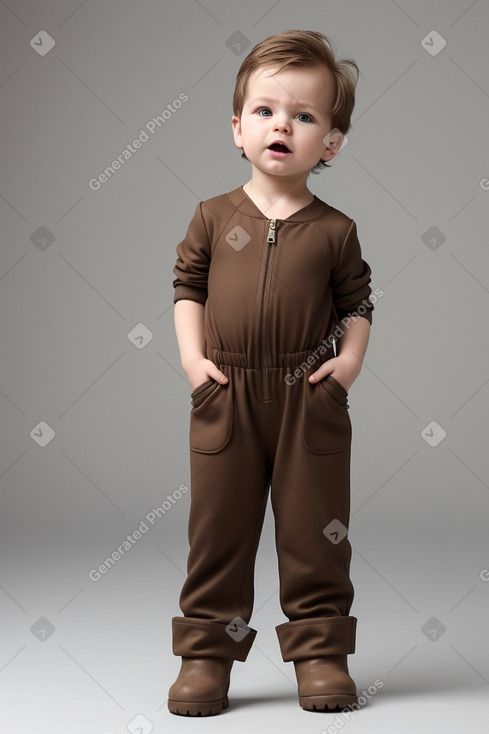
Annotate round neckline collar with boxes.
[224,185,329,222]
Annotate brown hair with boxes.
[232,30,359,172]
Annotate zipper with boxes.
[260,219,277,400]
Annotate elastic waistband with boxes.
[208,341,336,369]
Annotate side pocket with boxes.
[319,375,349,408]
[190,378,218,409]
[190,379,233,454]
[302,378,351,455]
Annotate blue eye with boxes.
[256,108,313,122]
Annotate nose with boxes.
[273,114,291,133]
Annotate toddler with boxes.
[168,29,375,716]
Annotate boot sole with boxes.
[299,693,358,711]
[167,694,229,716]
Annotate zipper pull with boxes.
[267,219,277,244]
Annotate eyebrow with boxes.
[248,97,320,111]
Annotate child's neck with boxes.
[243,172,314,218]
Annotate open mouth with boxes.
[268,143,291,153]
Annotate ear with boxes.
[231,115,243,149]
[321,128,347,162]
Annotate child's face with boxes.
[231,63,343,178]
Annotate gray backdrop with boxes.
[1,1,488,732]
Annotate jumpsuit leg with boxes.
[172,364,271,662]
[172,356,357,663]
[267,366,357,661]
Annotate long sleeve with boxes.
[331,219,374,325]
[172,202,210,305]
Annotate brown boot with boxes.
[293,655,358,711]
[167,656,234,716]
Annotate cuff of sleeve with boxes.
[173,285,207,306]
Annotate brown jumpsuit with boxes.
[171,185,374,664]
